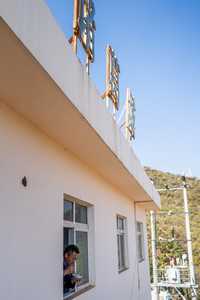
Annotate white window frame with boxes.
[63,195,95,299]
[116,215,129,272]
[136,221,145,263]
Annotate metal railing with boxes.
[152,266,196,288]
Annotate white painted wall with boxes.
[136,206,152,300]
[0,0,160,208]
[0,102,151,300]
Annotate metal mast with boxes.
[182,177,197,300]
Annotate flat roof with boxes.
[0,0,160,209]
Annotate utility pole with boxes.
[182,177,197,300]
[150,211,159,300]
[152,176,198,299]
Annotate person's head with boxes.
[64,245,80,264]
[170,257,176,267]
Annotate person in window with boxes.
[63,245,80,294]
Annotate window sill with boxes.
[64,284,95,300]
[118,267,129,274]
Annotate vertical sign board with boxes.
[102,46,120,112]
[125,88,136,140]
[79,0,96,63]
[70,0,96,72]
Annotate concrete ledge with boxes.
[64,285,95,300]
[0,0,160,209]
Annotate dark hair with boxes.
[64,245,80,256]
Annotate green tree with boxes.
[145,167,200,298]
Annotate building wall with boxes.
[0,101,151,300]
[136,206,152,300]
[0,0,160,209]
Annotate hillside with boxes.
[145,167,200,297]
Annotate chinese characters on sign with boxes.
[125,88,136,140]
[102,46,120,111]
[79,0,96,62]
[70,0,96,72]
[69,1,136,141]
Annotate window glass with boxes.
[75,203,87,224]
[137,222,141,232]
[117,216,124,230]
[63,227,74,249]
[138,235,143,261]
[117,235,121,268]
[117,234,126,270]
[76,231,89,284]
[117,216,128,271]
[63,197,92,297]
[64,200,73,221]
[120,235,125,268]
[137,222,144,262]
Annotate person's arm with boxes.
[64,264,75,276]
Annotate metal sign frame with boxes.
[70,0,96,72]
[125,88,136,140]
[102,45,120,111]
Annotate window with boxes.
[63,196,94,298]
[116,215,129,272]
[136,222,145,262]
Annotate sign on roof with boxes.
[79,0,96,62]
[70,0,96,71]
[102,46,120,111]
[125,88,136,140]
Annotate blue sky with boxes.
[45,0,200,178]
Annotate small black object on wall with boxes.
[21,176,27,187]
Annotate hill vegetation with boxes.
[145,167,200,298]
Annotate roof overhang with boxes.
[0,0,160,210]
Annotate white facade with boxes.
[0,1,160,300]
[0,103,151,300]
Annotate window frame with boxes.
[116,215,129,273]
[136,221,145,263]
[63,194,95,299]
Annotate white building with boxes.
[0,1,160,300]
